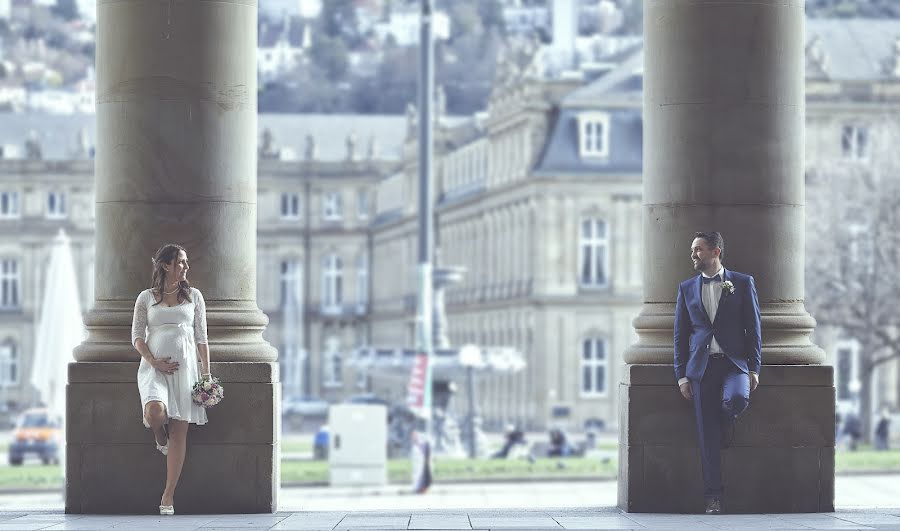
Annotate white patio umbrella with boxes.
[30,228,86,473]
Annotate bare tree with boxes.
[805,115,900,443]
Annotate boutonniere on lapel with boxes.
[722,280,735,297]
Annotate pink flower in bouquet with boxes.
[200,393,209,402]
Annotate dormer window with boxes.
[577,112,611,159]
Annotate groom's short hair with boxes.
[694,231,725,260]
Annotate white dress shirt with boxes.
[703,266,726,354]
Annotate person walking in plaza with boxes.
[674,232,761,514]
[874,408,891,451]
[131,243,211,515]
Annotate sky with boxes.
[261,0,322,18]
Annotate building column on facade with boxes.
[619,0,833,513]
[68,0,279,514]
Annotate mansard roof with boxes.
[805,19,900,81]
[0,113,409,162]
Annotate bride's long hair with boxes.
[150,243,193,306]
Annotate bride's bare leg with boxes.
[161,419,188,507]
[143,401,168,446]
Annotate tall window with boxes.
[578,113,611,158]
[0,192,20,219]
[580,219,609,287]
[280,344,305,397]
[357,189,369,220]
[0,339,17,386]
[835,339,859,403]
[280,260,302,305]
[356,253,368,311]
[842,125,869,160]
[0,259,20,309]
[581,337,608,397]
[323,192,343,221]
[836,347,852,401]
[321,254,343,312]
[47,191,67,219]
[281,192,300,220]
[324,336,342,385]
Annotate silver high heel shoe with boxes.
[159,505,174,515]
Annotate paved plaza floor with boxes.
[0,508,898,530]
[0,475,895,529]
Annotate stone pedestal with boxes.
[66,362,280,514]
[618,365,834,513]
[621,0,834,513]
[67,0,278,514]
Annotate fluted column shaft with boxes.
[77,0,275,362]
[626,0,823,365]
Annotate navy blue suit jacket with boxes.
[674,269,762,382]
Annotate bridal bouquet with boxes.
[192,376,224,408]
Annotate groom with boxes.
[674,232,761,514]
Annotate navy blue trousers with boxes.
[690,356,750,499]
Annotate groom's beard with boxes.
[692,259,706,271]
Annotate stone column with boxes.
[619,0,834,513]
[68,0,279,514]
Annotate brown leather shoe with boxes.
[705,497,722,514]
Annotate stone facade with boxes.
[0,19,898,436]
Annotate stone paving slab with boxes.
[0,510,897,530]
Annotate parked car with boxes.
[9,409,61,466]
[282,396,329,417]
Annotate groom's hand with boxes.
[749,372,759,392]
[679,382,693,400]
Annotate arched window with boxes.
[47,191,67,219]
[579,219,609,287]
[324,336,342,385]
[356,253,368,311]
[581,337,608,397]
[0,259,20,309]
[0,339,18,386]
[321,255,343,312]
[280,260,302,306]
[280,192,300,220]
[323,192,343,221]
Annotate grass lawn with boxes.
[0,447,896,490]
[0,465,61,489]
[280,456,617,484]
[835,447,900,473]
[280,440,313,454]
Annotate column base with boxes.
[65,362,280,514]
[617,364,834,513]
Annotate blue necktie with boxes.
[701,274,721,284]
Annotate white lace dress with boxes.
[131,287,209,426]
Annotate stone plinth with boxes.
[618,364,834,513]
[65,362,280,514]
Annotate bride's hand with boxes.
[152,357,180,374]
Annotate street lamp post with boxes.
[416,0,435,436]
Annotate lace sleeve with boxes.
[193,288,209,345]
[131,290,148,348]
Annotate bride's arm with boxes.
[193,288,211,377]
[198,343,211,377]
